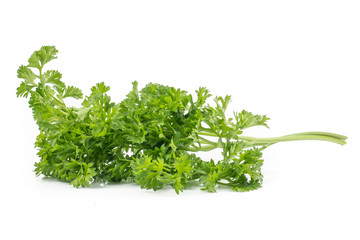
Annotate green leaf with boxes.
[28,46,58,70]
[235,110,269,129]
[17,65,37,85]
[90,82,110,95]
[17,65,38,98]
[43,70,64,87]
[27,51,42,70]
[16,82,34,98]
[132,155,171,191]
[63,86,83,99]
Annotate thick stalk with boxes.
[237,131,347,147]
[190,131,347,152]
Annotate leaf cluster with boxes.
[17,46,345,193]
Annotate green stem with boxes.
[186,144,218,152]
[198,136,217,145]
[192,131,347,152]
[237,132,347,147]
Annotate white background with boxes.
[1,1,359,239]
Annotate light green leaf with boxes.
[63,86,83,99]
[28,46,58,70]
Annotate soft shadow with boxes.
[38,176,257,194]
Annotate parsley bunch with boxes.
[17,46,347,193]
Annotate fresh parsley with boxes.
[17,46,347,193]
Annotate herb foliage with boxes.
[17,46,347,193]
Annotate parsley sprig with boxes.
[17,46,347,193]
